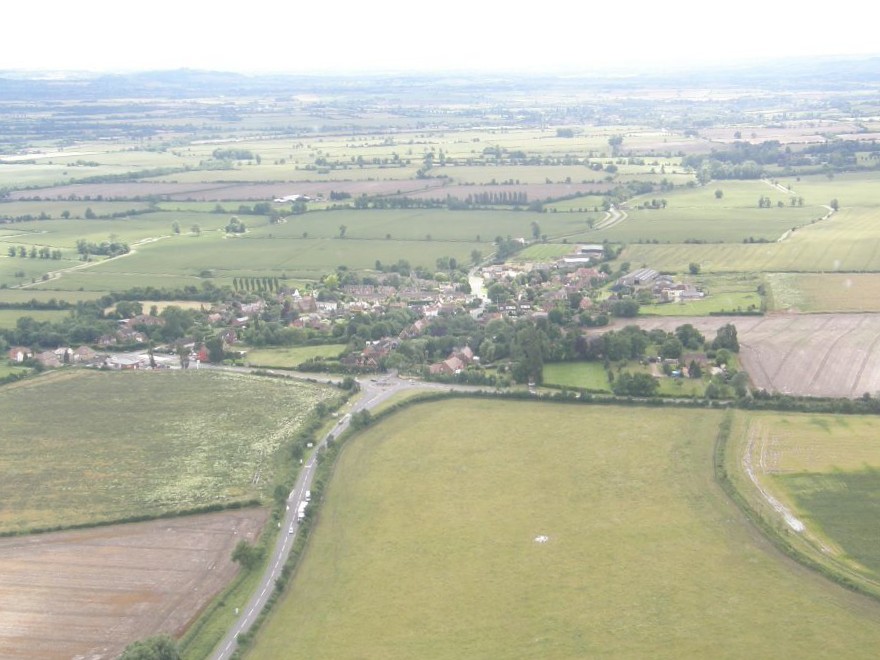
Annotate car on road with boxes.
[288,525,294,535]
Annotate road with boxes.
[211,371,476,659]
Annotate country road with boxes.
[211,371,480,659]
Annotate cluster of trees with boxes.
[212,148,256,161]
[225,216,246,233]
[6,245,63,259]
[232,277,281,293]
[459,191,529,206]
[75,238,130,258]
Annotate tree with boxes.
[190,224,201,236]
[119,635,180,660]
[830,198,839,211]
[231,539,263,570]
[660,337,683,360]
[171,221,180,234]
[205,336,225,363]
[688,262,701,275]
[530,221,541,240]
[338,224,347,239]
[712,323,739,352]
[688,360,703,379]
[470,249,482,265]
[84,207,96,219]
[714,189,723,199]
[675,323,705,350]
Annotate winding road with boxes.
[211,372,477,659]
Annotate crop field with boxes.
[622,207,880,273]
[0,369,335,533]
[250,400,880,658]
[765,273,880,312]
[622,313,880,398]
[0,508,266,659]
[733,412,880,589]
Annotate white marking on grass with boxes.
[744,427,805,532]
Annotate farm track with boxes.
[850,330,880,397]
[806,315,866,393]
[768,316,833,384]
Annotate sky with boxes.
[3,1,878,75]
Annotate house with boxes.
[35,350,62,368]
[72,345,97,363]
[7,346,32,363]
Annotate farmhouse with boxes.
[7,346,32,363]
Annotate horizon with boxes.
[5,1,880,76]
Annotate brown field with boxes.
[404,182,610,201]
[616,313,880,397]
[9,179,449,202]
[0,508,266,659]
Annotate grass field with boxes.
[244,344,346,368]
[250,400,880,658]
[732,412,880,590]
[0,369,335,532]
[0,308,70,328]
[622,207,880,273]
[640,274,763,316]
[542,361,611,390]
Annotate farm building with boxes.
[618,268,658,287]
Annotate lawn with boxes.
[0,369,336,533]
[249,400,880,659]
[0,308,70,329]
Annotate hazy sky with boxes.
[4,1,877,74]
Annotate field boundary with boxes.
[714,411,880,604]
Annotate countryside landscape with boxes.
[4,50,880,659]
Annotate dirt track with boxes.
[0,508,266,659]
[614,313,880,398]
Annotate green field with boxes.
[732,412,880,589]
[542,361,611,391]
[622,207,880,273]
[244,344,346,368]
[0,308,70,328]
[0,369,336,532]
[250,401,880,658]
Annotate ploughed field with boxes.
[619,313,880,398]
[248,400,880,659]
[0,508,266,659]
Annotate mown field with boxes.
[0,369,335,532]
[766,273,880,312]
[731,412,880,593]
[249,400,880,659]
[622,207,880,273]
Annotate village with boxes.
[6,243,707,383]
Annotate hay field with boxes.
[0,369,334,532]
